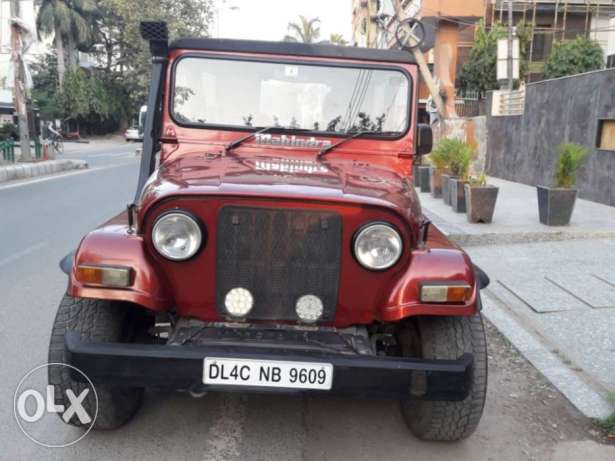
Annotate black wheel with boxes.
[398,311,488,441]
[48,295,148,429]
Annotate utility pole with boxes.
[391,0,446,118]
[507,0,514,91]
[10,0,32,161]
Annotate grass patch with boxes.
[594,414,615,437]
[593,392,615,437]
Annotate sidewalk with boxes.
[0,159,88,184]
[420,177,615,420]
[422,177,615,246]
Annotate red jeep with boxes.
[50,22,488,441]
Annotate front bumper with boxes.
[65,332,473,401]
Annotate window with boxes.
[597,119,615,151]
[172,57,411,136]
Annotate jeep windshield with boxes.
[172,56,411,136]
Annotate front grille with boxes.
[216,206,342,321]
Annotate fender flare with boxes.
[59,250,76,275]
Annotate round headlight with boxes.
[152,211,202,261]
[354,223,402,270]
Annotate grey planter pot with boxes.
[450,179,469,213]
[537,185,578,226]
[465,184,499,223]
[442,174,456,205]
[418,166,431,193]
[412,163,421,188]
[430,168,446,198]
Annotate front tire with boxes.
[48,295,146,429]
[399,312,488,441]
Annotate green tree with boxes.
[544,36,604,79]
[283,16,320,43]
[91,0,213,127]
[458,20,532,94]
[33,0,214,133]
[36,0,98,85]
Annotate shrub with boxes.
[554,143,589,188]
[448,141,474,179]
[468,172,488,187]
[430,138,472,173]
[544,36,604,79]
[0,123,19,141]
[458,20,532,93]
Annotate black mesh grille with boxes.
[216,206,342,321]
[139,21,169,41]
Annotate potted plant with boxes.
[429,140,453,198]
[447,141,474,212]
[537,143,589,226]
[417,161,431,193]
[464,173,499,223]
[412,161,421,188]
[442,171,455,205]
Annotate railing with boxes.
[1,139,15,163]
[455,89,484,117]
[0,138,45,163]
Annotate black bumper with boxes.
[64,332,473,401]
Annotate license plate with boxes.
[203,357,333,390]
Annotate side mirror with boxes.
[416,123,433,156]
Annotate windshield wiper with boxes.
[225,126,276,155]
[317,130,373,158]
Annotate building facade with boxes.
[0,0,47,125]
[352,0,488,118]
[490,1,615,80]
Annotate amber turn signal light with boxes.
[76,265,132,288]
[420,284,472,304]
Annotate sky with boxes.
[212,0,353,42]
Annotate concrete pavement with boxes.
[1,143,613,459]
[421,177,615,246]
[420,176,615,420]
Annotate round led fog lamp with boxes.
[224,287,254,317]
[152,211,202,261]
[354,223,402,270]
[295,294,324,323]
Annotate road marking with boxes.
[0,162,136,191]
[82,152,134,159]
[0,242,47,268]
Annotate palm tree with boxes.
[36,0,97,85]
[283,16,321,43]
[328,33,348,46]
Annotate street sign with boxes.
[497,38,519,81]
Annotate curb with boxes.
[482,289,614,420]
[423,209,615,247]
[0,160,88,184]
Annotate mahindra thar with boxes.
[49,22,489,441]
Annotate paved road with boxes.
[0,141,612,460]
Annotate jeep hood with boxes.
[139,152,422,221]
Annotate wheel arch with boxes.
[64,225,171,312]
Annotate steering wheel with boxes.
[395,18,426,51]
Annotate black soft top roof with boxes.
[170,38,416,64]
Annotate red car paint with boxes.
[68,47,478,325]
